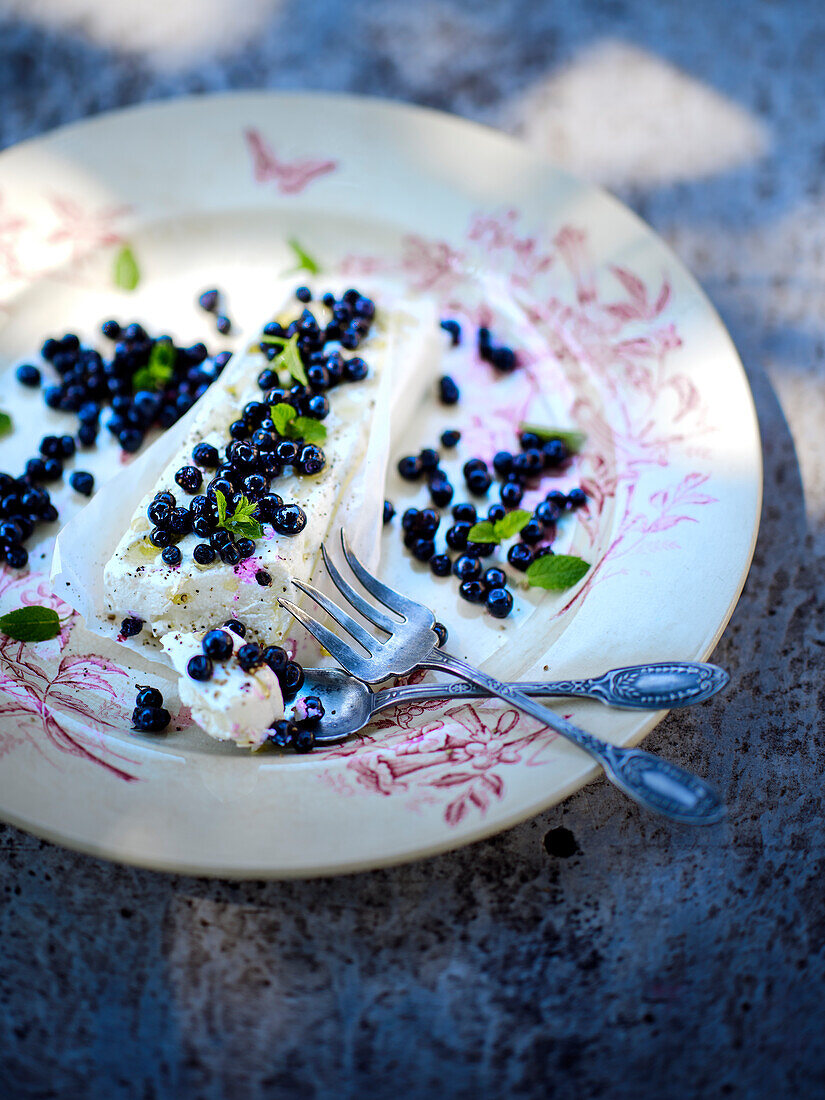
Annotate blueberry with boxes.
[344,356,368,381]
[39,435,61,458]
[383,500,395,524]
[567,487,587,509]
[446,522,471,551]
[500,481,524,508]
[210,529,233,550]
[487,504,506,524]
[417,508,440,537]
[275,440,300,465]
[299,444,325,475]
[263,645,288,673]
[295,695,325,726]
[484,567,507,589]
[147,500,172,527]
[438,375,460,405]
[193,442,219,468]
[466,468,492,495]
[519,431,541,451]
[463,458,486,477]
[0,521,22,543]
[294,727,316,753]
[429,478,454,508]
[121,616,144,638]
[433,622,448,647]
[411,538,435,562]
[279,661,305,697]
[42,458,63,481]
[486,587,513,618]
[401,508,421,532]
[533,545,555,559]
[430,553,452,577]
[25,457,46,480]
[203,629,234,660]
[43,386,62,409]
[255,494,284,524]
[340,328,360,351]
[452,503,477,524]
[206,477,234,502]
[441,429,461,448]
[229,420,249,441]
[167,507,191,536]
[543,439,568,467]
[256,570,271,586]
[295,286,312,303]
[193,542,216,565]
[453,554,482,581]
[535,501,560,526]
[41,338,60,361]
[132,705,171,733]
[16,364,40,387]
[268,719,298,749]
[459,580,486,603]
[241,473,268,500]
[78,423,99,447]
[216,315,232,335]
[40,503,59,524]
[507,543,533,571]
[69,470,94,496]
[272,503,307,536]
[305,394,329,420]
[235,538,256,558]
[397,455,422,481]
[175,466,203,494]
[440,319,461,346]
[490,346,517,372]
[418,448,440,472]
[235,642,262,671]
[545,490,567,510]
[101,320,121,339]
[149,527,172,548]
[135,685,163,708]
[465,540,496,558]
[161,545,182,567]
[187,655,213,681]
[4,544,28,569]
[520,520,544,545]
[220,543,241,565]
[119,428,143,453]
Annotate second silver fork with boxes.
[279,531,726,826]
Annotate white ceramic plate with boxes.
[0,93,760,876]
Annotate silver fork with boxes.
[279,531,726,825]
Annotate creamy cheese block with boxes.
[161,629,284,748]
[103,288,442,647]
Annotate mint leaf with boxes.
[270,402,297,436]
[260,332,308,386]
[290,416,327,445]
[114,244,140,291]
[518,422,586,454]
[286,238,320,275]
[467,520,498,544]
[0,411,12,437]
[494,509,532,540]
[133,340,175,393]
[525,554,590,590]
[0,606,60,642]
[214,488,228,528]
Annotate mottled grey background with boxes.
[1,1,824,1097]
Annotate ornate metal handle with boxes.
[424,650,726,826]
[371,661,728,713]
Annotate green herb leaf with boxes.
[0,605,60,642]
[493,509,533,540]
[270,402,297,436]
[113,244,140,291]
[467,509,532,546]
[518,422,586,454]
[214,488,228,528]
[260,332,308,387]
[215,493,263,540]
[467,520,498,545]
[290,416,327,445]
[133,340,175,393]
[286,238,321,275]
[525,554,590,590]
[0,411,12,437]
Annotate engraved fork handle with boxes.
[423,650,726,826]
[370,661,729,713]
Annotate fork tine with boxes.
[277,599,373,679]
[321,543,399,634]
[291,579,378,654]
[339,529,424,617]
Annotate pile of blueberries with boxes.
[4,321,227,569]
[147,287,376,568]
[21,322,226,453]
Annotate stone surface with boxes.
[1,1,824,1096]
